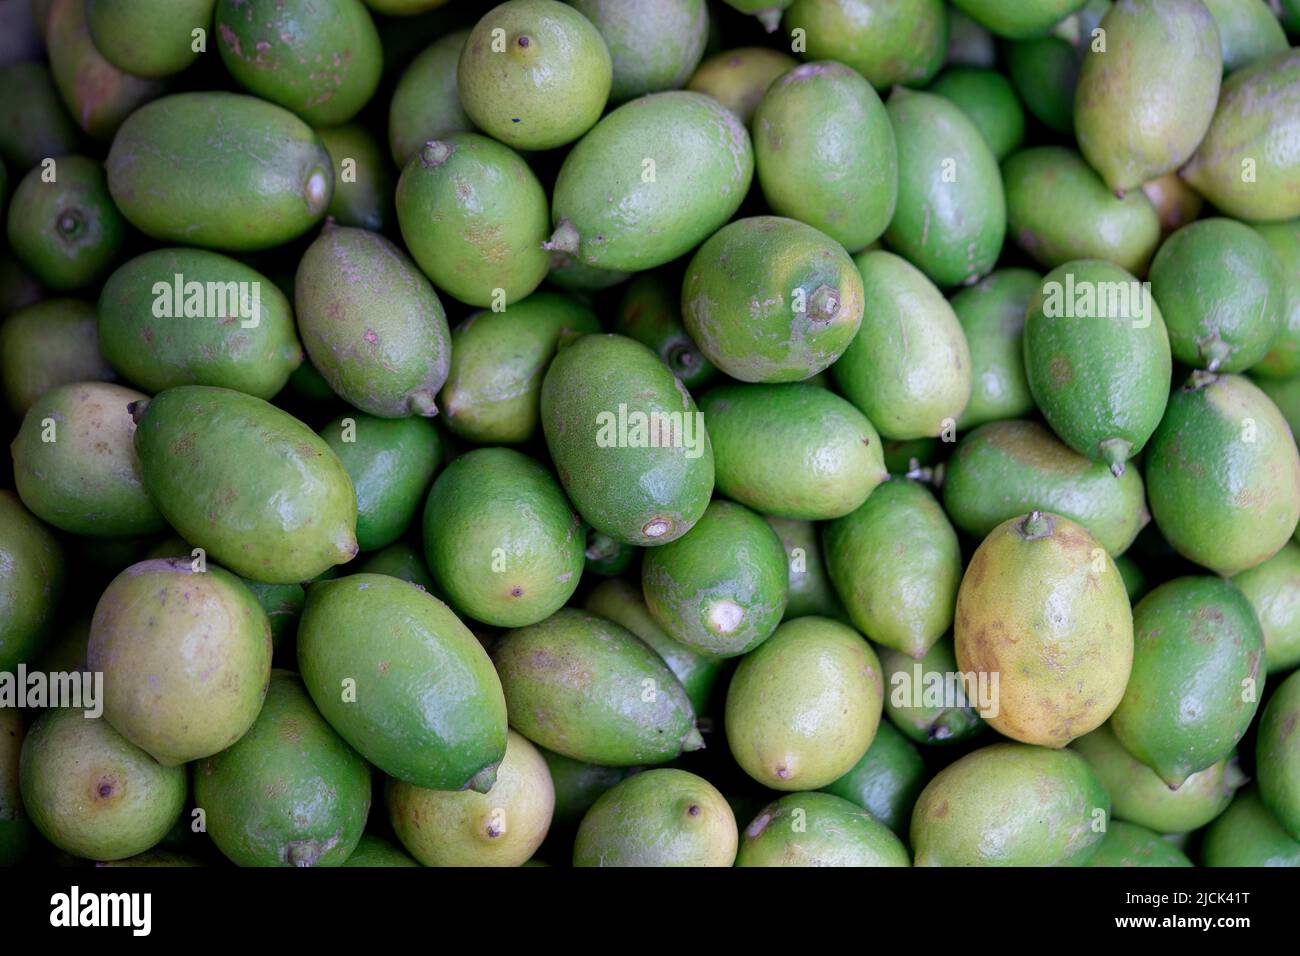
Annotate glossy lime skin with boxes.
[753,61,897,251]
[97,248,302,399]
[215,0,381,126]
[1112,577,1265,788]
[782,0,947,89]
[441,292,599,445]
[541,748,629,829]
[878,637,985,746]
[1232,541,1300,674]
[1145,373,1300,576]
[574,769,736,867]
[1075,0,1221,195]
[133,386,358,584]
[957,512,1134,748]
[1250,220,1300,379]
[570,0,708,102]
[1149,218,1285,373]
[0,62,79,172]
[540,334,715,547]
[686,46,797,126]
[614,273,716,391]
[491,608,702,766]
[46,0,164,140]
[726,616,883,791]
[642,500,788,657]
[584,578,721,715]
[824,480,960,660]
[1202,786,1300,866]
[766,516,846,622]
[0,299,115,416]
[320,413,441,553]
[457,0,611,150]
[928,68,1024,160]
[388,30,472,168]
[910,743,1108,866]
[194,671,371,867]
[700,383,886,520]
[1023,260,1172,472]
[86,0,215,78]
[423,448,584,628]
[295,226,451,418]
[1085,821,1193,867]
[832,251,972,440]
[6,155,124,291]
[343,835,419,867]
[1003,147,1161,277]
[1257,670,1300,839]
[883,88,1005,288]
[951,268,1039,430]
[820,719,925,834]
[1072,724,1243,834]
[396,132,550,309]
[682,216,864,382]
[0,492,64,672]
[106,93,333,252]
[736,791,910,866]
[298,574,508,792]
[12,381,164,538]
[316,124,393,233]
[1202,0,1288,72]
[19,706,187,862]
[944,420,1148,556]
[547,91,753,272]
[950,0,1086,38]
[1183,49,1300,222]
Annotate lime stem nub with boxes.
[1099,438,1131,478]
[542,219,580,256]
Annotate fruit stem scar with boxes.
[1017,510,1055,541]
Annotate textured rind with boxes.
[910,742,1109,866]
[954,513,1133,748]
[491,608,700,766]
[194,670,371,867]
[1181,49,1300,222]
[1072,723,1242,834]
[641,500,789,657]
[943,420,1148,555]
[573,769,736,867]
[824,480,961,659]
[89,558,273,766]
[296,226,451,418]
[98,248,302,399]
[297,574,508,791]
[106,92,334,251]
[1075,0,1222,194]
[133,386,358,583]
[549,91,754,272]
[214,0,382,126]
[1145,374,1300,576]
[1022,259,1172,468]
[737,791,910,866]
[1111,577,1265,787]
[540,334,714,547]
[725,616,883,791]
